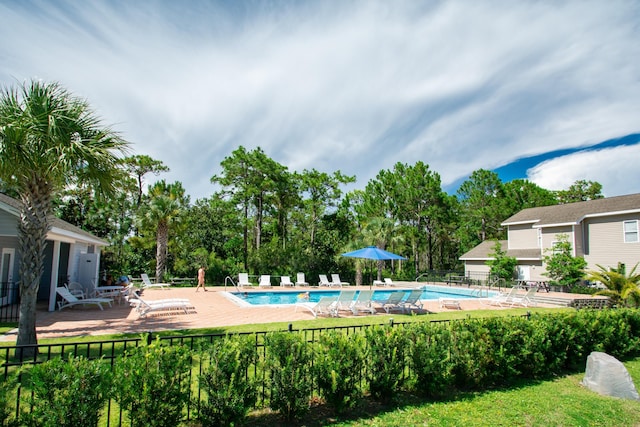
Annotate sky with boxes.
[1,0,639,201]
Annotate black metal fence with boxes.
[1,315,529,425]
[0,282,19,323]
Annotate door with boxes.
[516,265,530,281]
[1,248,15,306]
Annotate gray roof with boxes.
[0,192,108,246]
[459,240,541,261]
[502,193,640,227]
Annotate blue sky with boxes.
[1,1,639,200]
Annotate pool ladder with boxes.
[224,276,241,292]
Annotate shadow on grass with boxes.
[240,375,573,427]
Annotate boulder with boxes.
[582,351,640,400]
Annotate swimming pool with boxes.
[228,285,496,306]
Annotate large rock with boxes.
[582,351,640,400]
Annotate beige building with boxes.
[460,193,640,282]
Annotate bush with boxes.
[313,331,366,413]
[264,332,313,421]
[196,335,258,426]
[113,339,191,427]
[408,322,454,398]
[364,325,409,402]
[24,355,111,427]
[1,375,19,427]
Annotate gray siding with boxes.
[583,214,640,270]
[540,225,574,254]
[0,210,17,236]
[507,223,538,249]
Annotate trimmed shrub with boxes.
[113,340,191,427]
[24,355,111,427]
[264,332,313,421]
[364,325,409,402]
[408,322,454,398]
[196,335,258,426]
[313,331,366,413]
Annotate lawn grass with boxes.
[243,357,640,426]
[1,306,570,345]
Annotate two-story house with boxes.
[0,192,108,313]
[460,193,640,282]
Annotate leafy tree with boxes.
[542,234,587,288]
[456,169,506,251]
[212,146,290,271]
[556,179,603,204]
[588,262,640,307]
[502,179,557,216]
[123,154,169,206]
[0,80,127,348]
[363,161,447,273]
[298,168,355,247]
[486,240,518,282]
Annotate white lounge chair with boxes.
[295,272,309,286]
[56,287,112,311]
[66,282,87,298]
[134,297,195,318]
[295,296,339,318]
[318,274,332,287]
[439,297,461,310]
[141,273,171,290]
[238,273,251,287]
[376,291,406,313]
[510,288,538,307]
[335,290,357,313]
[280,276,294,287]
[258,275,271,287]
[331,274,349,286]
[483,287,519,307]
[373,277,395,287]
[400,289,424,313]
[351,290,376,315]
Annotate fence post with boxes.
[288,323,293,332]
[147,331,153,345]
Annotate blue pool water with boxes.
[231,285,496,306]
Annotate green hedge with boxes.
[4,309,640,426]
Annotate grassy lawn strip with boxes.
[1,307,570,345]
[247,357,640,427]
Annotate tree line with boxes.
[54,150,604,287]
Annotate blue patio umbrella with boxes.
[342,246,407,288]
[342,246,407,261]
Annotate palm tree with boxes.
[363,217,404,282]
[0,80,128,348]
[588,262,640,307]
[140,180,188,283]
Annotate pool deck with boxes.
[1,283,588,342]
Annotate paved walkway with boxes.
[1,284,581,342]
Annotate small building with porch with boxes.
[0,193,108,315]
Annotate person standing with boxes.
[196,265,207,292]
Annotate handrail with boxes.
[415,272,431,282]
[224,276,240,292]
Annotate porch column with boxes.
[48,240,61,312]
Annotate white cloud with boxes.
[1,1,639,200]
[527,144,640,197]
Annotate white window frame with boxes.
[623,220,639,243]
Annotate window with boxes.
[624,220,639,243]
